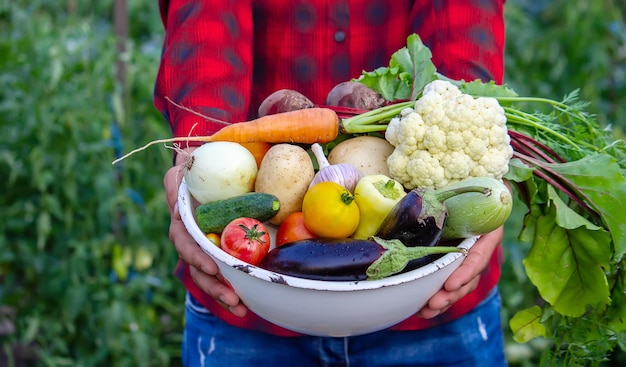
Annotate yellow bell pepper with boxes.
[352,174,407,239]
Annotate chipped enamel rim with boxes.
[178,179,478,292]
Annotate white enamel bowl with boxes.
[178,179,477,337]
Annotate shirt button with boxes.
[334,30,346,43]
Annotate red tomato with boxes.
[275,211,316,247]
[221,218,271,266]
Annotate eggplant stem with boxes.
[433,185,491,202]
[366,237,464,280]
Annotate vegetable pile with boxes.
[113,34,626,362]
[180,138,505,281]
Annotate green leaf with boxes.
[606,273,626,333]
[523,187,611,317]
[548,154,626,260]
[399,34,438,99]
[518,202,541,243]
[504,159,541,242]
[456,79,519,99]
[504,158,536,183]
[356,34,437,101]
[358,66,411,101]
[510,305,547,343]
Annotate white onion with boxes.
[183,142,258,204]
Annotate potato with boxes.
[328,136,394,176]
[255,144,315,225]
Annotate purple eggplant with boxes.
[259,237,465,281]
[375,189,445,248]
[375,185,492,247]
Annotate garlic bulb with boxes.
[309,143,363,192]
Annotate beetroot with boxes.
[257,89,315,117]
[325,81,386,110]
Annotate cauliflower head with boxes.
[385,80,513,190]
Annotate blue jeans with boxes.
[182,288,507,367]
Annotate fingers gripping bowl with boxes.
[178,178,477,337]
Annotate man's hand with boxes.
[415,227,503,319]
[164,149,248,317]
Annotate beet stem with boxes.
[510,135,557,164]
[509,130,567,163]
[512,152,600,219]
[317,104,370,116]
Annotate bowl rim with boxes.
[178,178,478,292]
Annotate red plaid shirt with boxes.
[156,0,506,336]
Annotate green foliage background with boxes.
[504,0,625,134]
[501,1,626,366]
[0,0,623,366]
[0,1,182,366]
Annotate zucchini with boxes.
[440,177,513,240]
[196,192,281,233]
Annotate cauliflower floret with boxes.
[384,80,512,190]
[415,93,447,123]
[385,111,425,154]
[446,131,465,151]
[422,79,463,100]
[385,116,402,146]
[488,124,511,146]
[422,125,446,154]
[475,146,513,178]
[386,150,413,186]
[404,150,447,189]
[438,151,474,180]
[465,140,489,161]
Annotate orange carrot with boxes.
[207,107,339,144]
[112,107,340,165]
[240,141,272,168]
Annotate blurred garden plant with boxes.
[0,1,184,366]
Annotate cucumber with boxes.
[196,192,281,233]
[440,177,513,240]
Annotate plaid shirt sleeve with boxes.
[157,0,506,335]
[154,0,255,140]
